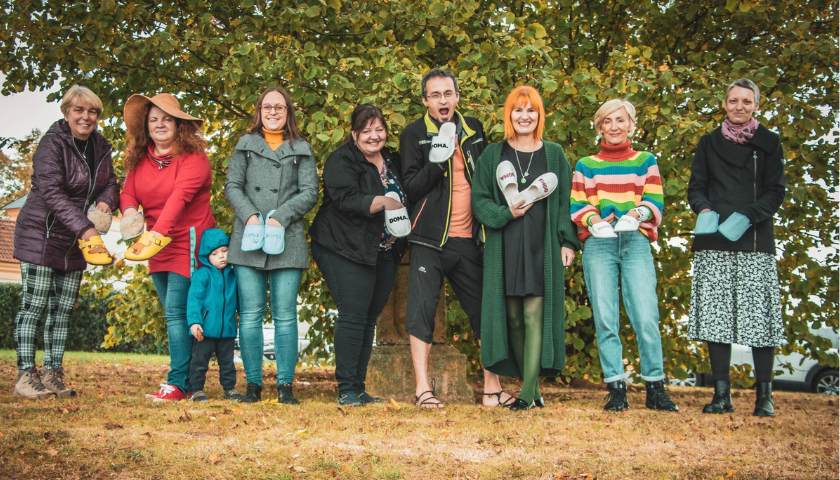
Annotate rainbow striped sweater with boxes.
[570,141,664,242]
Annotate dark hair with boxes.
[248,87,306,147]
[345,104,388,144]
[421,69,459,98]
[124,104,206,172]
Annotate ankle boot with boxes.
[240,382,262,403]
[645,380,679,411]
[702,379,734,414]
[277,383,300,404]
[753,381,775,417]
[603,381,629,412]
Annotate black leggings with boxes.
[312,242,397,394]
[707,342,775,383]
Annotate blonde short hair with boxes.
[593,99,636,138]
[60,85,103,116]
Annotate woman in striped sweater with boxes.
[570,99,678,412]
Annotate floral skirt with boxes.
[688,250,783,347]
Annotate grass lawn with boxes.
[0,350,836,479]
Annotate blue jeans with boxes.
[582,229,665,383]
[236,266,302,386]
[151,272,193,391]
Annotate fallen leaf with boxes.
[288,465,307,473]
[235,408,243,414]
[46,449,58,457]
[726,470,736,478]
[219,414,228,421]
[104,423,123,430]
[388,398,402,410]
[341,466,351,473]
[675,435,681,441]
[208,454,221,465]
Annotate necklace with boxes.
[513,147,535,184]
[73,138,90,164]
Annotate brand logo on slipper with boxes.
[499,172,515,181]
[388,215,409,224]
[432,143,448,148]
[539,179,548,192]
[243,232,261,238]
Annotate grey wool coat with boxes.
[225,134,319,270]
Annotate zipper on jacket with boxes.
[440,156,453,247]
[753,151,757,252]
[45,212,56,239]
[221,272,226,337]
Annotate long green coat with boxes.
[471,141,580,378]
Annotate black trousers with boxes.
[189,337,237,392]
[312,242,397,394]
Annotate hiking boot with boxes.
[753,381,775,417]
[645,380,678,411]
[42,367,76,398]
[702,379,734,414]
[277,383,300,405]
[603,380,629,412]
[190,390,209,402]
[224,389,244,402]
[14,369,53,399]
[338,391,362,407]
[240,382,262,403]
[152,384,189,402]
[358,391,381,404]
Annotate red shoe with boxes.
[145,383,168,399]
[151,384,188,402]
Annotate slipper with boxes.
[241,213,265,252]
[78,235,113,265]
[512,172,558,207]
[120,210,145,242]
[483,391,516,408]
[262,210,285,255]
[383,192,411,238]
[496,161,519,207]
[87,205,113,234]
[588,221,617,238]
[613,214,641,232]
[428,122,456,164]
[125,231,172,261]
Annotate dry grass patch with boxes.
[0,351,836,479]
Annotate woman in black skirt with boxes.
[687,78,786,417]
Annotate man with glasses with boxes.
[400,69,510,408]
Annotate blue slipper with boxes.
[262,210,285,255]
[241,213,265,252]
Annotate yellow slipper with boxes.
[125,231,172,261]
[78,235,113,265]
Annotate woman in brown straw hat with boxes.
[120,93,222,402]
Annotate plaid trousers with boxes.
[14,262,83,371]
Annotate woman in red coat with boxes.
[120,93,217,402]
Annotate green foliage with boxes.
[2,0,835,380]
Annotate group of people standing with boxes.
[11,71,785,417]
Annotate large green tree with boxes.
[2,0,836,382]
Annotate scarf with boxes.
[595,140,637,161]
[147,143,173,169]
[722,117,758,145]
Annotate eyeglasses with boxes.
[261,104,288,113]
[425,91,456,101]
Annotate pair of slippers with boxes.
[496,160,558,208]
[383,192,411,238]
[429,123,457,163]
[241,211,285,254]
[588,215,641,238]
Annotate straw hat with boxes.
[123,93,202,140]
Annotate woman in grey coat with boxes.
[225,86,319,404]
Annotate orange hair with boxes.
[503,86,545,141]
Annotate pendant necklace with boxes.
[513,147,535,184]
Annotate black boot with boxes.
[753,381,775,417]
[645,381,679,411]
[603,381,629,412]
[277,383,300,405]
[702,379,734,414]
[240,382,262,403]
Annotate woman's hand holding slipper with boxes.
[588,221,617,238]
[120,209,145,242]
[262,211,285,255]
[613,214,640,232]
[241,213,265,252]
[512,172,558,208]
[428,122,456,163]
[383,192,411,238]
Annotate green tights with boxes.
[506,295,544,405]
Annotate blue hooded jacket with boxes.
[187,228,238,338]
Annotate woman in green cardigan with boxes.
[472,86,580,411]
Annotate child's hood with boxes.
[198,228,230,268]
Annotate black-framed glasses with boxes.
[261,104,288,113]
[425,91,456,101]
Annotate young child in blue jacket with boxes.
[187,228,242,402]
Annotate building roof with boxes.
[0,194,27,210]
[0,219,18,264]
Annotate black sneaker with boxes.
[241,382,262,403]
[358,391,382,404]
[604,381,629,412]
[338,392,362,407]
[505,398,533,411]
[190,390,209,402]
[277,383,300,405]
[224,389,244,402]
[645,381,679,411]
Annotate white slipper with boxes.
[428,122,456,163]
[384,192,411,238]
[588,222,618,238]
[512,173,558,208]
[613,214,641,232]
[496,161,519,207]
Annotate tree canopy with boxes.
[2,0,836,382]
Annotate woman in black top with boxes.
[687,78,786,417]
[309,104,407,406]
